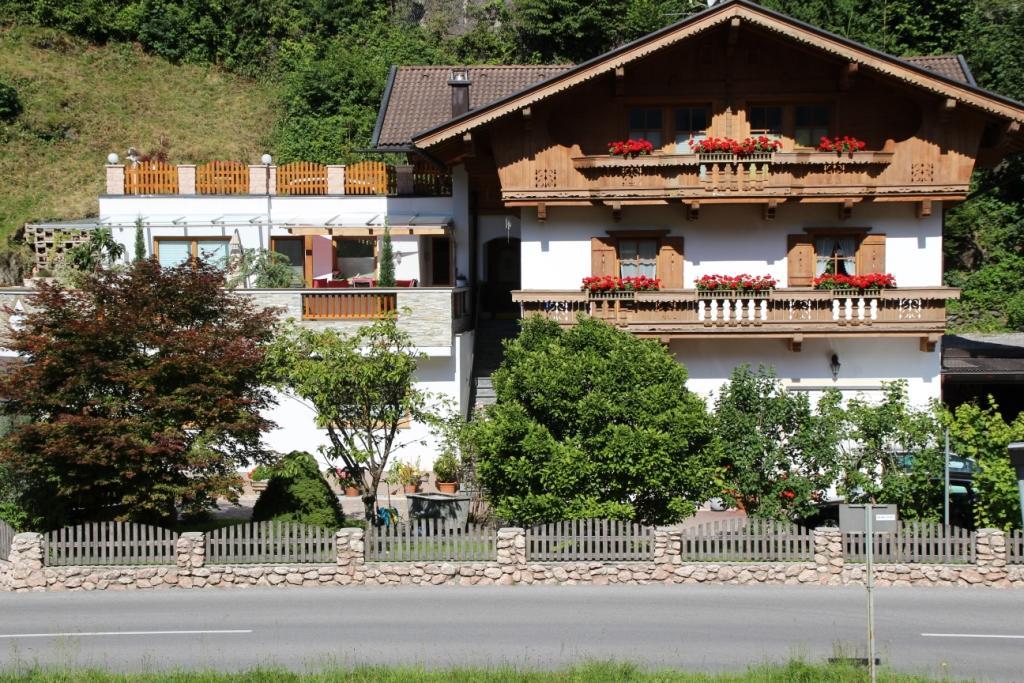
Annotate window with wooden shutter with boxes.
[657,236,685,288]
[591,236,617,277]
[787,235,815,286]
[857,233,886,273]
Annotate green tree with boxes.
[713,365,841,520]
[133,218,146,261]
[945,399,1023,530]
[378,225,395,287]
[251,451,346,527]
[229,248,297,289]
[264,316,434,522]
[468,315,719,526]
[0,259,278,527]
[63,227,126,282]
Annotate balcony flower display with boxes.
[813,273,896,291]
[607,138,655,158]
[817,135,867,155]
[581,275,661,293]
[695,274,778,292]
[690,136,782,156]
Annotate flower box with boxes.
[813,273,896,292]
[817,136,867,155]
[826,288,883,298]
[690,136,781,161]
[607,138,655,159]
[695,274,777,295]
[582,275,660,295]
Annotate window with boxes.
[334,237,376,280]
[749,105,783,138]
[155,238,229,269]
[674,106,710,150]
[618,239,658,278]
[271,237,304,284]
[795,105,830,147]
[814,235,859,276]
[628,108,662,146]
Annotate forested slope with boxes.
[0,0,1021,330]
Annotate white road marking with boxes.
[0,629,253,639]
[922,633,1024,640]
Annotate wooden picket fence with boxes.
[527,518,654,562]
[124,161,178,194]
[1009,529,1024,565]
[302,292,397,320]
[45,523,179,566]
[413,161,452,196]
[367,519,496,562]
[344,161,389,195]
[679,517,815,562]
[0,520,15,561]
[207,521,335,564]
[196,160,248,194]
[278,161,328,195]
[843,521,975,564]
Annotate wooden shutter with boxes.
[787,234,815,287]
[591,236,617,277]
[857,233,886,273]
[657,236,685,288]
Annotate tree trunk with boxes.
[362,493,377,526]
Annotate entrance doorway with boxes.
[484,237,520,316]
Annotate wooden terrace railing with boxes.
[344,160,390,196]
[196,160,248,195]
[124,161,178,195]
[278,161,328,196]
[513,287,958,341]
[302,292,397,320]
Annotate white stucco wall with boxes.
[520,202,942,290]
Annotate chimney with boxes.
[449,68,471,118]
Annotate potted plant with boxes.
[389,459,422,494]
[334,467,360,497]
[433,451,460,494]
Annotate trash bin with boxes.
[406,493,471,527]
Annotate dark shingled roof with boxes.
[903,55,975,85]
[942,333,1024,375]
[373,65,571,148]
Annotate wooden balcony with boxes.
[512,288,959,350]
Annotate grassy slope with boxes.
[0,24,277,244]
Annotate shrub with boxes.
[252,451,345,528]
[0,81,22,122]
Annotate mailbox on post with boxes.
[839,504,899,533]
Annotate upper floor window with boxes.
[628,108,663,146]
[814,235,860,276]
[795,105,830,147]
[618,238,658,279]
[749,105,783,138]
[674,106,710,149]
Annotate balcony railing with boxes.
[512,288,958,347]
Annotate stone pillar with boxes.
[814,527,843,585]
[976,529,1007,569]
[106,164,125,195]
[395,163,414,196]
[176,532,205,569]
[177,164,196,195]
[496,527,526,569]
[336,528,365,577]
[327,165,346,195]
[249,164,276,195]
[653,527,681,565]
[7,532,45,591]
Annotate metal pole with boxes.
[865,505,876,683]
[944,427,950,527]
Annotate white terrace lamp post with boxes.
[1009,441,1024,531]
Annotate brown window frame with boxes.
[805,228,870,276]
[626,105,713,151]
[153,237,231,267]
[745,101,834,148]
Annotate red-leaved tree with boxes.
[0,259,278,528]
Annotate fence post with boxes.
[106,164,125,195]
[336,527,365,580]
[395,164,414,196]
[653,527,680,565]
[6,533,45,591]
[249,164,276,195]
[814,527,843,585]
[976,529,1007,570]
[176,532,205,569]
[497,527,525,569]
[327,165,346,195]
[177,164,196,195]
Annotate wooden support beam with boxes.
[940,98,957,123]
[522,107,532,131]
[727,17,741,57]
[763,200,778,222]
[536,203,547,223]
[462,132,474,159]
[614,66,625,96]
[920,333,941,353]
[838,198,854,221]
[687,201,700,221]
[839,62,859,91]
[916,200,933,218]
[788,334,803,353]
[610,201,622,222]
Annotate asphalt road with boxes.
[1,585,1023,680]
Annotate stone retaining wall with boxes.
[2,527,1022,593]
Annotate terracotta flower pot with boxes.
[403,484,419,494]
[436,482,458,494]
[344,486,360,497]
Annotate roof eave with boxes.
[370,65,399,148]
